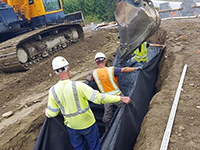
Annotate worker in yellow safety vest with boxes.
[129,42,165,65]
[43,56,131,150]
[87,52,141,131]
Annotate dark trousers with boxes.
[67,123,100,150]
[102,101,122,124]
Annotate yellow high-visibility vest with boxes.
[134,42,148,62]
[46,79,120,129]
[93,67,121,95]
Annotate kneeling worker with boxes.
[129,42,165,65]
[43,56,131,150]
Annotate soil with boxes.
[0,18,200,150]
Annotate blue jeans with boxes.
[67,123,100,150]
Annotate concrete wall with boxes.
[181,0,196,16]
[158,0,200,18]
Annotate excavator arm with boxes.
[115,0,161,58]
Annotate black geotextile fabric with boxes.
[100,46,165,150]
[33,47,165,150]
[33,114,74,150]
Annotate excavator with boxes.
[0,0,84,72]
[0,0,160,73]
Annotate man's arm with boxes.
[80,82,131,104]
[121,67,136,73]
[149,43,165,48]
[43,89,60,117]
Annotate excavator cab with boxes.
[115,0,161,58]
[0,0,66,42]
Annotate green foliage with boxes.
[84,15,103,24]
[62,0,116,24]
[63,0,81,13]
[155,7,159,11]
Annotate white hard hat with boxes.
[52,56,69,70]
[95,52,106,60]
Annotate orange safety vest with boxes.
[93,67,121,95]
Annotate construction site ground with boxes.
[0,18,200,150]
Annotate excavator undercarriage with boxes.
[0,0,84,72]
[0,24,83,72]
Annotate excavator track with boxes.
[0,24,84,72]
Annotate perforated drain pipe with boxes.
[160,64,188,150]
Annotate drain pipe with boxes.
[162,15,198,20]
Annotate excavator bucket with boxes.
[115,0,161,58]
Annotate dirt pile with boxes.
[0,18,200,150]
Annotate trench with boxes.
[0,27,168,150]
[32,27,168,150]
[92,27,168,149]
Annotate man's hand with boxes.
[120,96,131,104]
[43,108,47,115]
[86,75,92,81]
[135,66,142,70]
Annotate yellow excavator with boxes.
[0,0,160,72]
[0,0,84,72]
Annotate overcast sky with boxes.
[152,1,181,8]
[152,0,200,9]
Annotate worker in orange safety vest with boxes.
[87,52,141,131]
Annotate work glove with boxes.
[135,66,142,70]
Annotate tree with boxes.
[63,0,116,24]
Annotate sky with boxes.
[152,0,200,9]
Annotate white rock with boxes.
[2,111,13,118]
[178,126,185,133]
